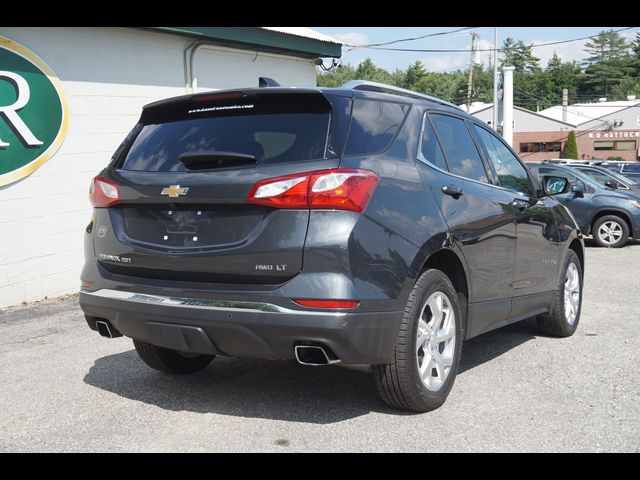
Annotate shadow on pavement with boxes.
[84,318,539,423]
[458,317,538,374]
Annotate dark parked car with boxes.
[528,163,640,248]
[601,161,640,179]
[566,164,640,193]
[80,80,584,412]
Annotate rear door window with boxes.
[119,97,330,171]
[430,114,489,183]
[472,124,535,196]
[344,98,408,156]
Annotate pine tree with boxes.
[561,131,579,159]
[501,38,540,73]
[403,60,426,90]
[582,30,632,97]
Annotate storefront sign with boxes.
[0,36,68,187]
[587,130,640,140]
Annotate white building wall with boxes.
[472,106,573,133]
[0,27,317,308]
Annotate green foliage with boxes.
[316,30,640,111]
[561,131,579,159]
[501,37,540,74]
[582,30,634,97]
[403,60,427,90]
[606,156,625,161]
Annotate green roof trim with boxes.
[142,27,342,58]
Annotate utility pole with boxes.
[466,32,478,111]
[562,88,568,123]
[492,27,499,131]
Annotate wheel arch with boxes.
[568,238,584,271]
[420,248,470,338]
[589,209,633,237]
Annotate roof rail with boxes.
[341,80,461,110]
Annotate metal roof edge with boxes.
[139,27,342,58]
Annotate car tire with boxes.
[537,250,582,338]
[373,269,463,412]
[592,215,629,248]
[133,339,215,374]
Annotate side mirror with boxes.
[604,180,618,189]
[542,175,570,196]
[571,183,585,197]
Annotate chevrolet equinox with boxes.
[80,79,585,412]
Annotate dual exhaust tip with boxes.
[294,345,340,366]
[92,318,338,366]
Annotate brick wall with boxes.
[515,130,640,162]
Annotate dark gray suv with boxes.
[80,80,585,412]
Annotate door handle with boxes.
[442,184,463,198]
[510,198,529,210]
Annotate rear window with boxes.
[119,96,330,171]
[344,98,408,156]
[622,164,640,173]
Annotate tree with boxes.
[582,30,632,97]
[501,37,540,73]
[609,76,640,99]
[584,30,630,63]
[561,131,579,159]
[403,60,426,90]
[317,63,357,87]
[545,53,583,106]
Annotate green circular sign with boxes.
[0,36,68,187]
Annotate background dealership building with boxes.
[0,27,342,308]
[466,98,640,162]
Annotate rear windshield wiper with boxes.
[178,151,256,170]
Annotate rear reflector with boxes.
[293,299,360,309]
[89,176,120,208]
[247,169,379,213]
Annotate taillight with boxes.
[89,176,120,207]
[293,299,360,309]
[246,169,379,213]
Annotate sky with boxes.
[311,27,639,72]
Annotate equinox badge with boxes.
[161,185,189,198]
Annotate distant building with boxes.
[463,98,640,162]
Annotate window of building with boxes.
[519,142,562,153]
[430,114,488,183]
[594,141,614,150]
[594,140,637,151]
[615,141,636,151]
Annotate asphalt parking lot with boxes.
[1,241,639,452]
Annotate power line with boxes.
[342,27,477,50]
[512,87,623,124]
[354,27,637,53]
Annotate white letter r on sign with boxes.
[0,70,43,148]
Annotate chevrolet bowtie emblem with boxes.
[161,185,189,198]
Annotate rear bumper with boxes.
[79,289,402,364]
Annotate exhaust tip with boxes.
[95,320,122,338]
[294,345,340,366]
